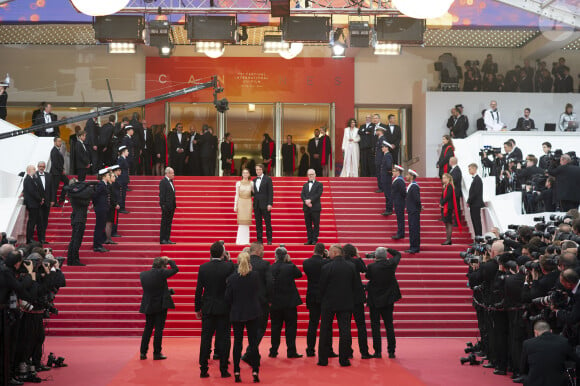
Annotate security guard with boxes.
[117,146,130,213]
[391,165,406,240]
[405,169,422,254]
[109,165,123,237]
[374,127,386,193]
[380,141,393,216]
[92,168,110,253]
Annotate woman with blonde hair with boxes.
[225,252,261,383]
[439,173,461,245]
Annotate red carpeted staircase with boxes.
[48,176,477,338]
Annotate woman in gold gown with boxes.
[234,168,254,245]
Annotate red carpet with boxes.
[47,176,477,338]
[40,337,512,386]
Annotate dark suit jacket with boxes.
[406,182,422,214]
[518,165,544,185]
[36,172,52,204]
[452,115,469,138]
[159,177,176,210]
[515,118,535,131]
[195,259,235,316]
[450,166,463,198]
[301,180,322,212]
[384,124,402,148]
[92,181,108,213]
[23,174,43,209]
[153,132,167,161]
[168,131,188,161]
[143,128,153,152]
[345,256,367,304]
[139,260,178,314]
[99,122,115,147]
[521,332,578,386]
[84,118,99,147]
[548,164,580,202]
[249,255,272,307]
[117,156,130,186]
[302,254,328,305]
[121,135,135,162]
[269,261,303,310]
[467,175,485,208]
[74,140,90,170]
[253,175,274,210]
[130,119,144,151]
[365,249,402,308]
[198,131,214,159]
[307,137,322,165]
[225,271,262,322]
[33,111,59,137]
[50,146,64,175]
[358,123,374,150]
[220,141,234,170]
[507,147,523,161]
[319,256,357,312]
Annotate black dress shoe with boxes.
[372,353,382,359]
[252,372,260,383]
[40,240,49,245]
[404,249,419,254]
[328,352,339,358]
[391,235,404,240]
[493,369,507,376]
[306,351,315,357]
[140,353,147,360]
[167,240,176,244]
[9,377,24,385]
[36,365,51,372]
[67,261,86,266]
[482,363,495,369]
[287,353,303,358]
[361,353,373,359]
[221,371,231,378]
[340,360,351,367]
[388,353,396,359]
[304,241,313,245]
[441,240,452,245]
[317,362,328,366]
[119,210,130,214]
[234,373,241,383]
[267,241,272,245]
[111,233,122,237]
[160,240,169,244]
[512,376,524,383]
[375,189,383,193]
[200,371,209,378]
[93,247,109,253]
[381,211,393,216]
[104,240,118,245]
[153,354,167,360]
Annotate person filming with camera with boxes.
[548,154,580,212]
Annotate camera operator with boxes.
[517,156,544,185]
[479,146,503,178]
[530,177,556,213]
[548,154,580,211]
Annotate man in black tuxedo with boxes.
[384,114,402,164]
[365,247,402,359]
[220,133,234,176]
[139,256,179,360]
[84,117,100,173]
[196,241,235,378]
[301,169,323,245]
[515,108,535,131]
[36,161,52,244]
[253,164,274,245]
[318,244,357,367]
[168,124,188,176]
[23,165,43,244]
[99,115,115,169]
[467,163,484,236]
[159,167,176,245]
[405,169,422,254]
[49,137,68,206]
[449,157,463,219]
[307,129,322,177]
[520,320,579,386]
[451,104,469,138]
[246,242,272,355]
[140,122,153,176]
[358,115,375,177]
[74,130,91,182]
[302,243,331,358]
[121,126,136,174]
[130,113,144,174]
[186,126,201,176]
[199,126,215,176]
[548,154,580,211]
[33,102,59,137]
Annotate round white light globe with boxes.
[279,42,303,60]
[70,0,131,16]
[392,0,454,19]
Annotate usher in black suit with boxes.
[159,177,176,243]
[23,174,43,244]
[36,170,52,243]
[467,174,485,236]
[50,145,68,204]
[301,179,323,244]
[253,174,274,244]
[302,253,329,357]
[195,258,236,375]
[139,259,179,357]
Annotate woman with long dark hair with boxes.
[439,173,461,245]
[234,168,254,245]
[261,133,275,175]
[340,118,360,177]
[225,252,261,383]
[436,135,454,178]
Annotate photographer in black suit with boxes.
[253,164,274,245]
[548,154,580,211]
[199,126,216,176]
[366,247,402,359]
[23,165,43,244]
[318,244,357,367]
[358,115,375,177]
[139,256,179,360]
[196,241,235,378]
[301,169,323,245]
[159,167,176,245]
[49,137,68,207]
[268,247,303,359]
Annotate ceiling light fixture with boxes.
[196,41,225,58]
[70,0,130,16]
[374,42,402,55]
[108,42,136,54]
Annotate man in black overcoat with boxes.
[307,129,322,177]
[139,256,179,360]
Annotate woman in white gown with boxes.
[340,118,361,177]
[234,168,254,245]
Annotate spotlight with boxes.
[108,42,136,54]
[149,19,174,57]
[349,21,371,47]
[331,42,346,58]
[196,41,225,58]
[373,43,401,55]
[263,35,290,53]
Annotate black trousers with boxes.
[199,314,230,372]
[76,167,87,182]
[50,173,68,204]
[360,148,373,177]
[561,200,580,212]
[394,206,405,237]
[254,207,272,243]
[306,302,322,354]
[39,204,50,242]
[408,211,420,251]
[382,177,393,212]
[119,183,127,210]
[375,160,382,190]
[89,148,99,174]
[140,310,167,355]
[489,310,508,371]
[170,154,186,176]
[269,307,298,356]
[369,304,396,355]
[319,308,351,365]
[470,206,483,236]
[141,150,152,175]
[26,207,41,243]
[304,210,320,243]
[352,302,369,355]
[507,309,525,374]
[232,319,260,373]
[187,153,201,176]
[30,314,44,367]
[201,157,214,176]
[160,207,175,242]
[93,210,106,249]
[67,221,86,263]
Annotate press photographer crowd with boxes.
[0,234,68,386]
[461,213,580,384]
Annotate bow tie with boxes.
[309,181,314,184]
[257,177,261,180]
[39,173,44,176]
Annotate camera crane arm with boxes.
[0,76,223,141]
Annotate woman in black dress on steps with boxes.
[439,173,460,245]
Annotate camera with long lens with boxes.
[365,253,375,259]
[532,289,568,308]
[460,252,480,265]
[460,353,481,366]
[479,145,502,158]
[550,214,572,226]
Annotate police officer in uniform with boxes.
[405,169,422,254]
[92,169,110,253]
[117,146,130,214]
[374,127,386,193]
[109,165,123,237]
[380,141,393,216]
[391,165,406,240]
